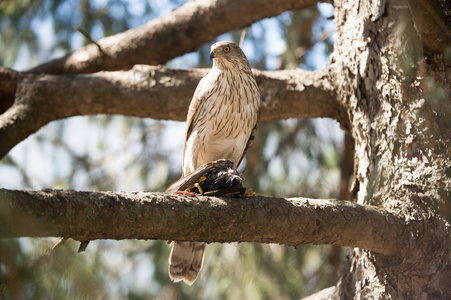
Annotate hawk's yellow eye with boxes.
[223,46,230,53]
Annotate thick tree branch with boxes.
[0,67,18,113]
[27,0,327,75]
[0,65,339,159]
[0,188,406,255]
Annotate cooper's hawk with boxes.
[168,41,260,285]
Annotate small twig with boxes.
[239,29,247,48]
[51,237,68,250]
[78,241,90,253]
[47,237,69,254]
[75,26,104,54]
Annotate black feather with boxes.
[166,159,246,196]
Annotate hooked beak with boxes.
[209,49,217,61]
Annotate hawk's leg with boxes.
[173,175,207,196]
[243,187,255,196]
[191,175,207,194]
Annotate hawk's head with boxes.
[209,41,251,71]
[209,41,245,60]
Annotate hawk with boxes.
[168,41,260,285]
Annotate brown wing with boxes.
[165,163,209,194]
[166,159,234,194]
[182,77,207,163]
[236,105,260,168]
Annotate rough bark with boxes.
[0,65,338,159]
[0,188,416,256]
[329,0,451,298]
[26,0,327,75]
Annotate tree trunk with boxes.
[329,0,451,298]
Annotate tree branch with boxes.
[0,65,339,159]
[27,0,327,75]
[0,188,407,256]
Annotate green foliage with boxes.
[0,238,104,299]
[0,0,156,68]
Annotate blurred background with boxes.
[0,0,353,299]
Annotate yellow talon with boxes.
[185,175,207,194]
[194,175,207,194]
[194,182,204,194]
[244,188,255,196]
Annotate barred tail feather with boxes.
[169,241,206,285]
